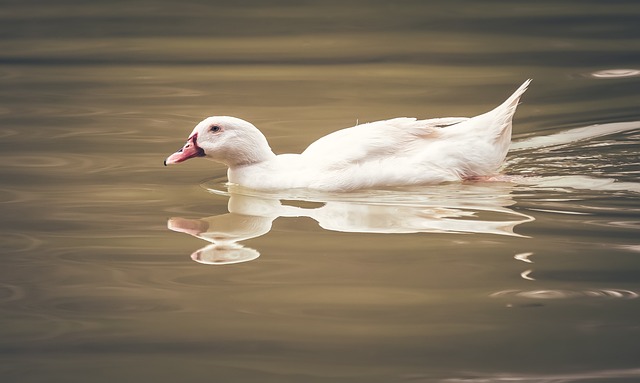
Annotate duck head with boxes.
[164,116,276,168]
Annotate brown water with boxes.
[1,1,640,382]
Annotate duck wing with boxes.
[301,117,469,169]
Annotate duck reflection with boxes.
[168,214,266,265]
[168,182,534,265]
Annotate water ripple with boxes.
[0,188,39,204]
[50,297,181,314]
[435,367,640,383]
[510,121,640,152]
[230,286,439,321]
[491,289,638,300]
[0,310,97,342]
[91,85,206,98]
[0,153,160,178]
[0,233,45,253]
[586,219,640,230]
[590,68,640,78]
[1,155,76,168]
[18,105,114,118]
[0,282,26,303]
[0,126,18,138]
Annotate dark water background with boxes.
[1,1,639,382]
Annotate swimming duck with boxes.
[165,79,531,191]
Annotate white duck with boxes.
[165,80,531,191]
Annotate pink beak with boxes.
[164,134,205,166]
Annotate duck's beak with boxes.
[164,134,205,166]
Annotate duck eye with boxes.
[210,125,221,133]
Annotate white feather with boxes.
[167,80,531,191]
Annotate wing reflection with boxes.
[168,183,534,265]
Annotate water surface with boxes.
[1,1,639,382]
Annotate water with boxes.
[1,1,640,382]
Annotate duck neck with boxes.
[224,130,277,169]
[231,145,276,168]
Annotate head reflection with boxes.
[168,212,272,265]
[168,183,534,265]
[190,243,260,265]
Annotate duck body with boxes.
[165,80,531,192]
